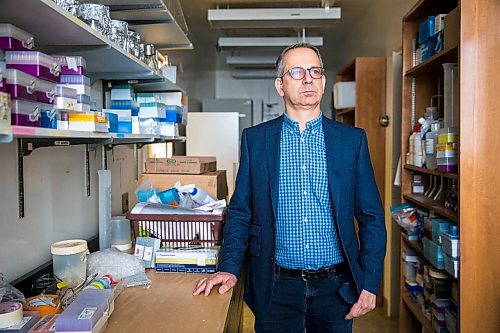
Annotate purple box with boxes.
[55,289,113,332]
[53,55,86,75]
[6,69,37,101]
[11,99,40,127]
[6,51,60,83]
[35,78,57,104]
[437,165,457,173]
[0,24,34,51]
[61,65,86,75]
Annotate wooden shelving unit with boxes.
[399,1,462,332]
[404,164,458,180]
[401,289,433,332]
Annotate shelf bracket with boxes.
[17,137,112,218]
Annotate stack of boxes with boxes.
[416,14,446,65]
[136,92,183,136]
[104,85,138,134]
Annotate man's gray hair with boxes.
[275,43,324,78]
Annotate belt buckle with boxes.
[301,270,307,281]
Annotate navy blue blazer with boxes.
[218,115,386,318]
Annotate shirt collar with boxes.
[283,112,323,133]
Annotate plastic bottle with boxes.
[412,126,423,167]
[425,123,440,170]
[189,187,216,206]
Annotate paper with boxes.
[65,56,78,71]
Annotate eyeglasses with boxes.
[283,67,325,80]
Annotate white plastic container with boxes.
[333,81,355,109]
[110,216,132,251]
[190,186,216,206]
[51,239,88,288]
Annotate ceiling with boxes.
[167,0,372,74]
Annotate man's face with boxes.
[275,47,326,110]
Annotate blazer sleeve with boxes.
[217,128,252,278]
[354,129,387,295]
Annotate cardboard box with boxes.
[444,7,460,50]
[140,170,228,200]
[145,156,217,174]
[155,247,219,273]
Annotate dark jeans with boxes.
[254,266,356,333]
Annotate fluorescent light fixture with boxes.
[208,8,341,28]
[218,37,323,48]
[231,69,277,79]
[226,56,277,68]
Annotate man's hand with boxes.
[192,272,237,296]
[345,289,376,320]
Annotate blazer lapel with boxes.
[266,116,283,220]
[323,116,342,218]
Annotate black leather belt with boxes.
[275,262,347,281]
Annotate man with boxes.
[193,43,386,333]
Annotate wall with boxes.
[0,79,142,283]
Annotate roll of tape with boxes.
[0,302,23,329]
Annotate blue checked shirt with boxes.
[275,113,344,270]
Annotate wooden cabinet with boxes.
[335,57,387,201]
[399,0,500,332]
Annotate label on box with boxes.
[78,307,97,320]
[143,246,153,261]
[135,244,144,258]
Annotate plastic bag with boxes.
[86,248,145,281]
[0,275,25,304]
[134,178,160,203]
[391,203,418,232]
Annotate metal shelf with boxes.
[82,0,192,49]
[0,0,162,80]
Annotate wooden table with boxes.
[105,271,243,333]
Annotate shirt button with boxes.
[305,244,309,249]
[303,217,308,223]
[301,165,306,171]
[303,190,308,196]
[301,138,305,143]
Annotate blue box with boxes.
[117,121,132,134]
[431,218,454,243]
[106,112,118,133]
[420,35,438,62]
[418,16,435,44]
[41,110,57,129]
[423,237,444,269]
[111,99,139,116]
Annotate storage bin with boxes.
[437,157,457,173]
[110,216,132,251]
[69,112,108,132]
[423,237,444,269]
[11,99,40,127]
[0,24,34,51]
[36,78,57,104]
[429,269,451,298]
[55,85,77,98]
[53,55,86,75]
[444,253,459,278]
[57,110,70,130]
[51,239,88,288]
[55,96,77,110]
[6,51,61,82]
[127,211,225,248]
[139,102,166,119]
[60,83,90,96]
[76,94,90,105]
[60,74,90,85]
[158,120,178,137]
[74,102,91,112]
[5,68,37,101]
[438,127,458,143]
[41,109,57,129]
[441,226,459,257]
